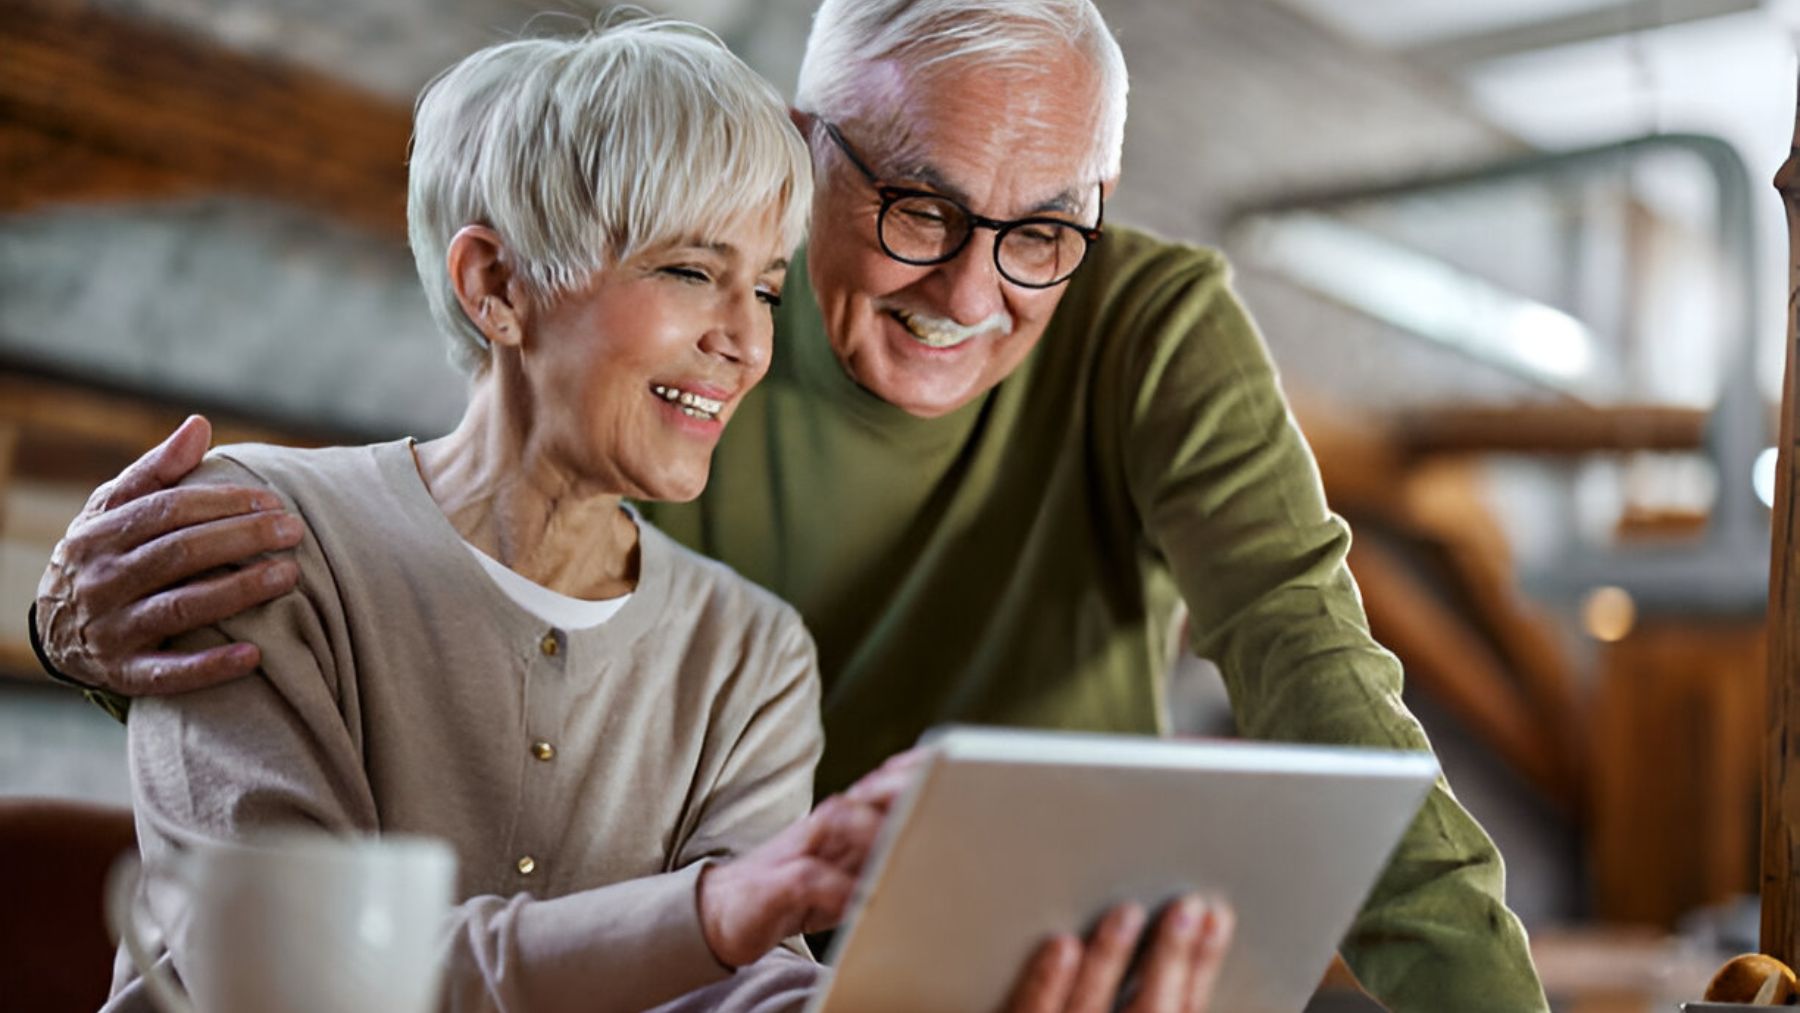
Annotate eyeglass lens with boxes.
[880,194,1090,287]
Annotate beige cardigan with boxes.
[106,440,826,1013]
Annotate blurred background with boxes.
[2,0,1797,1008]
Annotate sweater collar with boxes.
[375,439,669,651]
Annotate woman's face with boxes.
[521,207,788,503]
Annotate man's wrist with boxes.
[26,601,97,691]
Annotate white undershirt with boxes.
[462,541,632,630]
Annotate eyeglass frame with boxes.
[819,120,1104,289]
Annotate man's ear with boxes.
[787,106,814,136]
[446,225,527,350]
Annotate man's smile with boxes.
[887,306,1012,350]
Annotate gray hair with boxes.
[408,19,813,374]
[793,0,1128,182]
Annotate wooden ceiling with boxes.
[1,0,409,236]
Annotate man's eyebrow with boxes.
[894,163,1084,217]
[765,257,790,273]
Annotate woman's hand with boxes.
[1006,895,1234,1013]
[696,750,925,968]
[34,415,304,694]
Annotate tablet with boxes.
[809,727,1439,1013]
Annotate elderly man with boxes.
[33,1,1547,1009]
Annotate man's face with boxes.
[805,54,1109,418]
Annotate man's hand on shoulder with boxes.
[32,415,304,696]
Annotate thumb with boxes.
[99,415,214,510]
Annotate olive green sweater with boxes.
[643,227,1549,1011]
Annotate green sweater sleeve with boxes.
[1115,253,1548,1012]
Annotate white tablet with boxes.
[809,727,1439,1013]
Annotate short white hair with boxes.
[793,0,1128,182]
[408,19,812,374]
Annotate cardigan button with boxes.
[539,633,559,657]
[516,855,537,876]
[531,740,556,762]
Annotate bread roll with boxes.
[1705,953,1798,1004]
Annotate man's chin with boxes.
[854,361,987,419]
[837,324,995,418]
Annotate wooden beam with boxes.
[0,0,409,235]
[0,371,324,461]
[0,121,201,212]
[0,421,17,534]
[1395,404,1709,458]
[1594,620,1764,925]
[1761,70,1800,964]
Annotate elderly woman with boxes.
[106,21,888,1013]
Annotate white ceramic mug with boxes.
[106,832,457,1013]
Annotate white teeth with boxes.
[891,308,1006,349]
[651,384,722,420]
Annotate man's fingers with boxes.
[1181,903,1234,1013]
[95,416,214,511]
[1064,903,1147,1013]
[91,485,290,560]
[1128,896,1205,1012]
[1005,935,1082,1013]
[105,510,302,605]
[106,557,300,648]
[112,642,263,697]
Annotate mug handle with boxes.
[105,854,198,1013]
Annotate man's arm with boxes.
[1116,254,1548,1012]
[33,415,301,698]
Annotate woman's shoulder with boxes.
[183,441,415,523]
[636,516,808,639]
[188,441,385,493]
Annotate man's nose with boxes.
[932,233,1008,327]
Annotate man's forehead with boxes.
[845,57,1102,213]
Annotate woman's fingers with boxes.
[843,746,930,809]
[1063,903,1148,1013]
[790,861,859,934]
[1005,935,1082,1013]
[800,792,890,881]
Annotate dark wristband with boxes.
[27,600,98,691]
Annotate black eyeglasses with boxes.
[821,120,1103,289]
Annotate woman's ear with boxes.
[447,226,527,350]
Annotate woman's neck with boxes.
[413,371,639,600]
